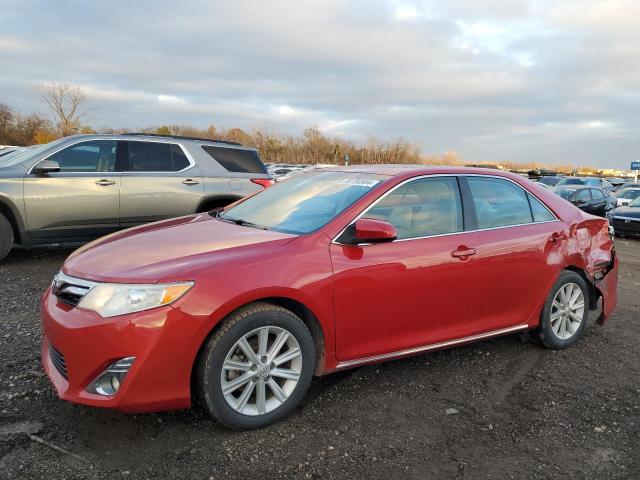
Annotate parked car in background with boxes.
[0,146,20,158]
[266,163,309,178]
[41,166,618,429]
[614,187,640,206]
[607,196,640,237]
[527,168,558,178]
[0,133,272,262]
[554,177,614,192]
[607,178,630,189]
[614,181,640,192]
[536,175,564,187]
[553,186,616,217]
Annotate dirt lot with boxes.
[0,239,638,479]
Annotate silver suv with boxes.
[0,133,272,261]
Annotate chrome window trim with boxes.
[331,173,561,245]
[28,138,196,175]
[335,323,529,370]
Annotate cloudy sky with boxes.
[1,0,639,168]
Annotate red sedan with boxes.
[41,166,618,429]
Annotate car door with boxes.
[331,176,478,362]
[23,139,120,240]
[589,189,608,216]
[460,175,562,331]
[119,141,205,226]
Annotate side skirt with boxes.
[334,324,529,370]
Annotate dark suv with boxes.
[0,133,272,261]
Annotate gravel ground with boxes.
[0,239,639,479]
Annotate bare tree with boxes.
[37,83,88,137]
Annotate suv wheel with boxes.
[196,302,315,430]
[0,213,14,262]
[534,271,589,349]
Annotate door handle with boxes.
[95,179,116,186]
[182,179,200,186]
[451,246,477,259]
[548,232,561,245]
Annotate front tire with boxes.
[196,302,315,430]
[534,271,589,349]
[0,213,14,263]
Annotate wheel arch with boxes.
[190,295,328,399]
[0,195,25,245]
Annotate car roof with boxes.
[555,185,593,190]
[57,133,254,150]
[319,164,525,179]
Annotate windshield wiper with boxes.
[218,216,269,230]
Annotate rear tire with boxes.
[196,302,315,430]
[534,271,589,349]
[0,213,14,262]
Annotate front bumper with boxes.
[41,287,206,413]
[610,217,640,237]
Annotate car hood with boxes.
[611,206,640,219]
[62,214,297,283]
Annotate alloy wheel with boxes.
[220,326,302,416]
[550,282,585,340]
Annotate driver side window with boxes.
[47,141,116,173]
[365,177,463,239]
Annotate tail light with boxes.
[251,178,274,188]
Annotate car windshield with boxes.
[556,178,586,187]
[555,188,577,200]
[220,170,389,234]
[585,179,600,186]
[629,197,640,207]
[0,139,66,168]
[619,189,640,199]
[538,176,561,186]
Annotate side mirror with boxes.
[34,160,60,174]
[353,218,397,244]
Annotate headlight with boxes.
[77,282,194,318]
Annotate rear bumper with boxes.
[595,255,619,324]
[41,287,206,413]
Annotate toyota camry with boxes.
[41,166,618,429]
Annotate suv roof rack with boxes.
[122,132,242,146]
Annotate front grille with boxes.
[51,272,95,307]
[613,218,640,236]
[55,286,88,306]
[49,344,68,379]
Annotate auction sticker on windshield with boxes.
[339,178,381,187]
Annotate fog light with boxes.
[87,357,135,396]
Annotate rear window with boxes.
[467,177,533,228]
[202,146,266,174]
[555,188,576,200]
[557,178,586,186]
